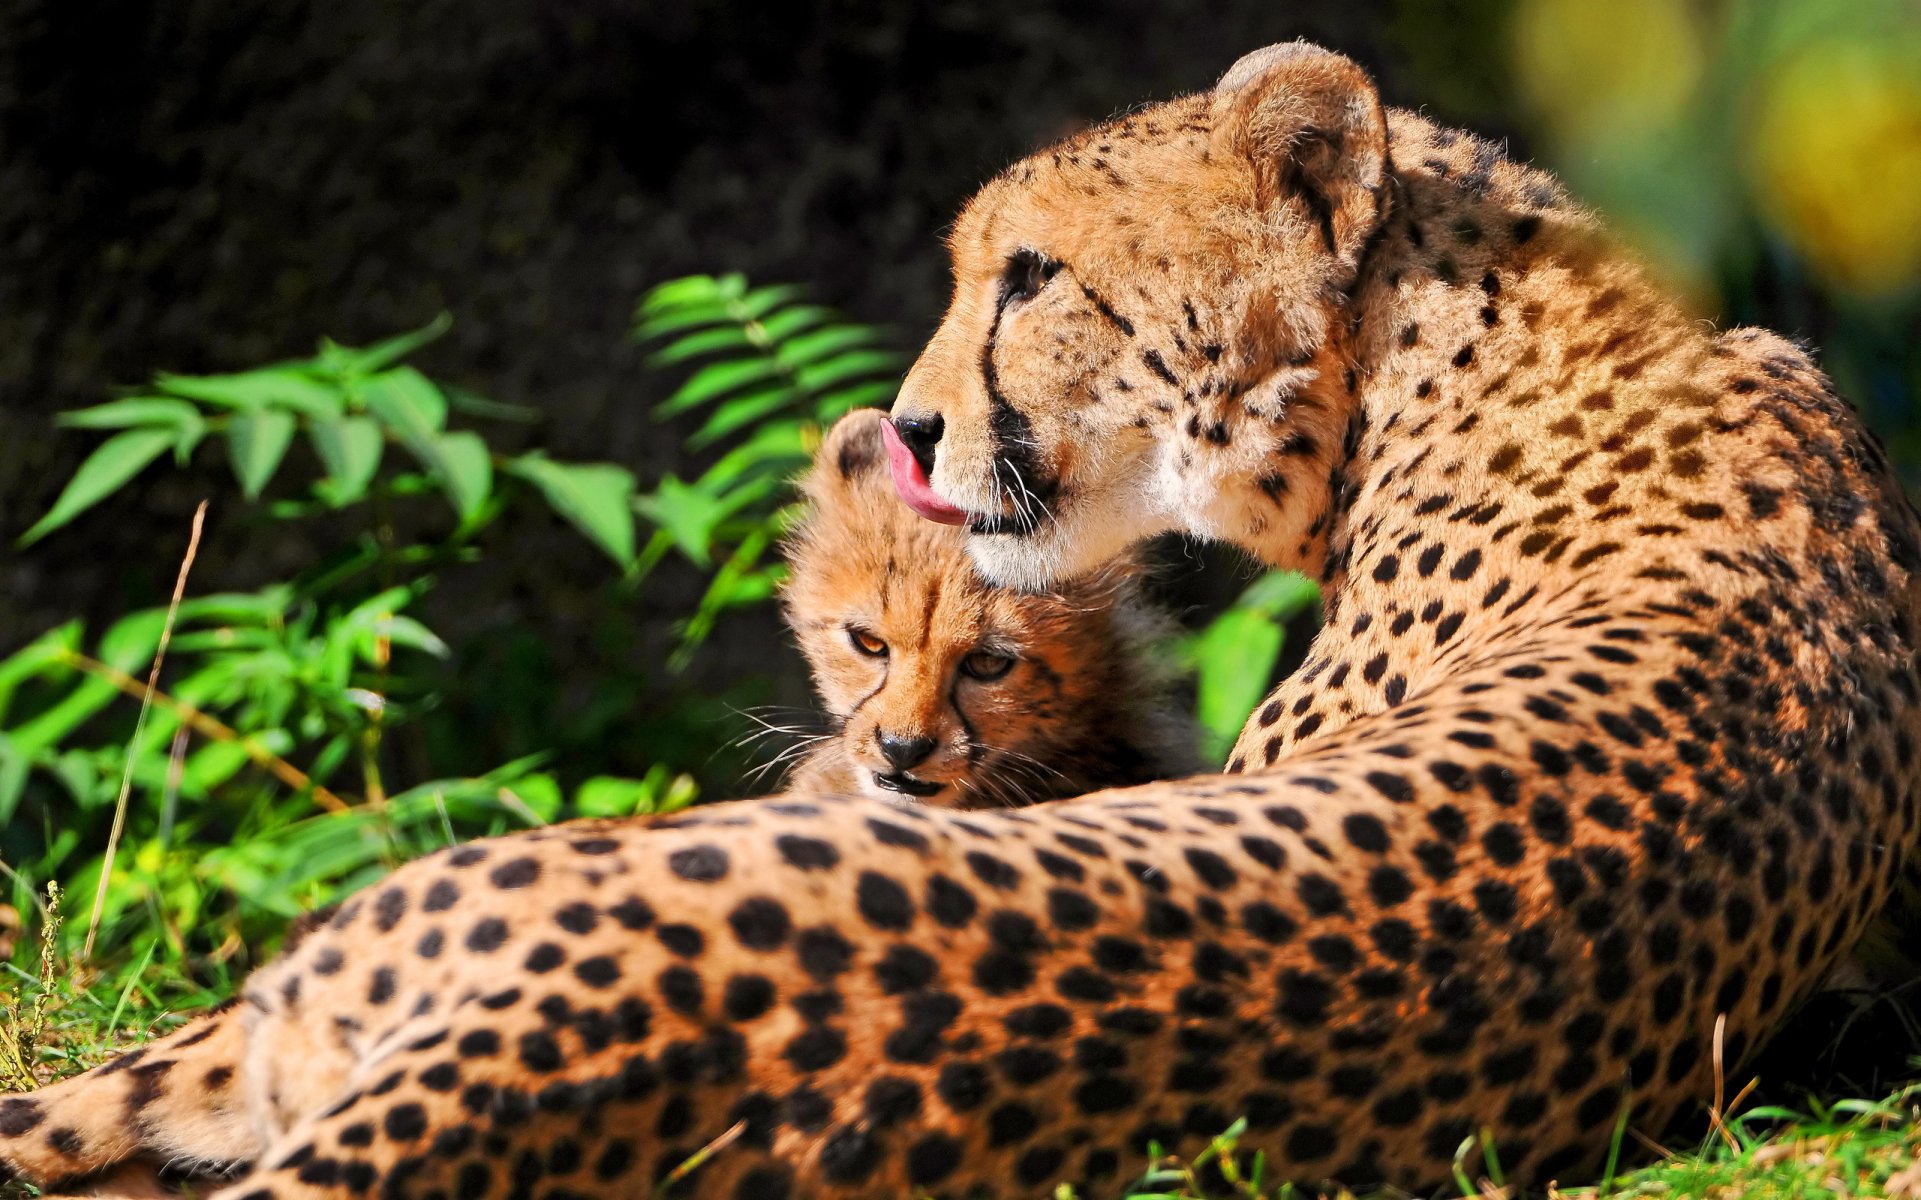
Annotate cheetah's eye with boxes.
[848,628,888,657]
[1000,249,1059,310]
[960,650,1016,681]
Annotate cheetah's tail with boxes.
[0,1000,260,1191]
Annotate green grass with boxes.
[1073,1091,1921,1199]
[0,935,228,1102]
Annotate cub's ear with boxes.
[805,407,891,502]
[1212,42,1390,275]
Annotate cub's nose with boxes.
[890,413,943,478]
[877,732,938,772]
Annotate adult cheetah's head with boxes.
[887,43,1389,589]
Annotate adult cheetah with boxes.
[5,41,1920,1200]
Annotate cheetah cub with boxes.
[778,408,1200,807]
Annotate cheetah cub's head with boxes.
[886,42,1390,590]
[780,409,1197,808]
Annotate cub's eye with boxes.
[961,650,1016,681]
[848,628,888,657]
[1001,249,1059,310]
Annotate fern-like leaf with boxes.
[632,275,905,659]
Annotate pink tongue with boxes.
[881,418,969,525]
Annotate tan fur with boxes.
[4,43,1919,1199]
[1,1003,253,1195]
[779,409,1199,808]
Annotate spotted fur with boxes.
[5,41,1920,1200]
[781,409,1198,808]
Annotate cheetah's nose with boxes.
[877,732,938,772]
[890,413,943,479]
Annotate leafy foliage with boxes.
[22,314,641,571]
[631,273,908,664]
[1181,572,1321,765]
[2,317,709,969]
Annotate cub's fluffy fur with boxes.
[780,409,1198,807]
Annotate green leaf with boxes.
[507,453,638,567]
[360,367,448,438]
[655,357,783,419]
[0,735,31,826]
[181,740,253,794]
[343,585,422,627]
[176,588,293,625]
[58,397,203,430]
[226,408,298,499]
[166,628,279,655]
[329,311,452,376]
[308,416,384,505]
[633,475,730,566]
[47,749,105,809]
[750,304,836,344]
[703,420,810,487]
[574,774,658,818]
[645,324,754,366]
[658,773,699,813]
[336,587,447,662]
[0,620,83,724]
[171,416,207,466]
[1236,570,1322,620]
[669,530,775,666]
[1189,607,1285,764]
[156,365,343,419]
[773,324,880,368]
[442,384,537,423]
[633,298,735,341]
[5,677,119,760]
[688,385,803,449]
[363,614,451,660]
[361,367,485,523]
[636,274,730,317]
[1182,572,1317,763]
[19,427,176,546]
[99,609,169,672]
[792,349,907,395]
[738,283,805,320]
[499,773,563,822]
[411,430,492,525]
[814,380,900,421]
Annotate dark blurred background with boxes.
[3,0,1918,797]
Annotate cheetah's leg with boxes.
[0,1004,257,1192]
[40,1159,188,1199]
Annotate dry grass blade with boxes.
[1706,1012,1740,1153]
[0,881,61,1091]
[83,501,207,962]
[653,1120,745,1197]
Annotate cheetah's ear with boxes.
[805,407,891,505]
[1213,42,1390,276]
